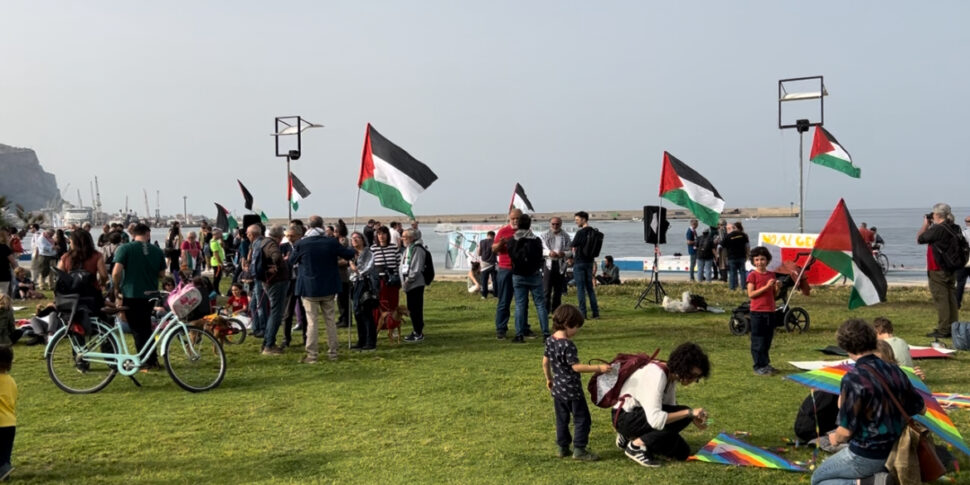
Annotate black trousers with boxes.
[123,297,158,367]
[615,404,692,460]
[353,280,377,348]
[406,286,425,335]
[337,282,351,326]
[281,279,306,343]
[750,311,775,369]
[0,426,14,466]
[543,262,566,313]
[554,397,591,449]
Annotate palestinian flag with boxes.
[811,199,887,309]
[237,180,254,210]
[810,126,860,178]
[509,183,535,213]
[214,203,238,237]
[289,172,311,212]
[659,151,725,227]
[358,124,438,218]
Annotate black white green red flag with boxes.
[509,183,535,213]
[658,151,725,227]
[811,199,887,309]
[289,172,311,212]
[214,203,238,236]
[358,124,438,218]
[810,126,860,178]
[237,180,254,211]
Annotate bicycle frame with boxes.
[44,311,199,377]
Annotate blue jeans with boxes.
[250,281,268,334]
[262,280,288,348]
[688,252,697,281]
[572,261,598,318]
[480,265,497,298]
[811,448,887,485]
[513,272,549,336]
[494,268,514,335]
[697,258,714,282]
[727,257,748,291]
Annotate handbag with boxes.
[862,364,946,483]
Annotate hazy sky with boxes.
[2,1,967,220]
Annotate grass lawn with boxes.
[9,281,970,484]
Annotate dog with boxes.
[376,306,408,344]
[185,314,233,353]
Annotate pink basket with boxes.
[166,283,203,320]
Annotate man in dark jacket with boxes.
[509,214,548,342]
[290,216,356,363]
[257,225,291,355]
[917,203,962,338]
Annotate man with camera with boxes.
[917,203,964,338]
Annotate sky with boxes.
[2,1,968,220]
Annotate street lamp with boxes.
[272,116,323,220]
[778,76,827,233]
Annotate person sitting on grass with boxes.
[594,255,621,285]
[227,282,249,315]
[747,246,782,376]
[542,304,610,461]
[12,268,43,300]
[872,316,924,379]
[614,342,711,468]
[811,319,925,485]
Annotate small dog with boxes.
[186,314,232,353]
[376,306,409,344]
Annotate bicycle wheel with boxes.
[876,253,889,275]
[164,326,226,392]
[223,318,247,345]
[46,329,118,394]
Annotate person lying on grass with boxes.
[614,342,711,468]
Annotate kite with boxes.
[933,393,970,409]
[688,432,806,472]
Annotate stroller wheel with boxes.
[729,316,749,336]
[784,307,810,333]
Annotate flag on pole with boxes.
[214,203,238,237]
[259,211,269,224]
[509,183,535,213]
[289,172,311,212]
[658,151,725,227]
[237,180,254,211]
[811,199,887,309]
[358,124,438,218]
[810,126,860,178]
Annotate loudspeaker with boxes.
[644,206,670,244]
[241,215,264,233]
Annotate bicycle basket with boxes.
[167,283,204,320]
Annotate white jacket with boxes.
[614,363,676,430]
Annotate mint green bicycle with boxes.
[44,293,227,393]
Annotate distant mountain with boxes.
[0,143,60,211]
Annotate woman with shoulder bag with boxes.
[350,232,378,351]
[370,226,401,323]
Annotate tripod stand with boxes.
[635,249,666,308]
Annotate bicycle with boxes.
[211,306,248,345]
[872,246,889,275]
[44,291,227,394]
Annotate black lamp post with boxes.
[778,76,827,233]
[273,116,322,221]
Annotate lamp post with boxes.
[273,116,322,221]
[778,76,827,233]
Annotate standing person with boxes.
[810,319,925,485]
[917,203,962,338]
[280,224,306,348]
[400,229,427,343]
[685,219,698,282]
[695,227,715,282]
[209,228,225,294]
[36,229,57,290]
[492,209,521,339]
[349,231,378,351]
[747,247,782,376]
[370,226,401,326]
[721,223,749,291]
[28,225,44,290]
[542,305,610,461]
[233,227,249,290]
[388,222,401,247]
[957,215,970,309]
[858,222,874,249]
[0,230,15,299]
[245,226,268,339]
[363,219,377,247]
[615,342,711,467]
[409,219,423,244]
[200,224,213,273]
[335,220,352,329]
[478,230,497,299]
[508,214,547,342]
[111,223,166,370]
[0,346,16,480]
[254,225,290,355]
[100,231,122,278]
[180,231,203,277]
[569,211,599,319]
[165,222,183,284]
[53,229,67,262]
[291,216,355,363]
[541,217,571,312]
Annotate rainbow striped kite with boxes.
[933,393,970,409]
[689,433,806,472]
[784,364,970,457]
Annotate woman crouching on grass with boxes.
[614,342,711,468]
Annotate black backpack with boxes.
[509,237,543,275]
[419,244,435,285]
[578,227,604,260]
[937,224,970,272]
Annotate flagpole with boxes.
[783,254,812,309]
[287,155,292,222]
[349,186,362,350]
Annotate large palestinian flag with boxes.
[659,151,725,227]
[811,199,886,309]
[358,124,438,218]
[810,126,860,178]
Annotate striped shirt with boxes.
[370,244,401,277]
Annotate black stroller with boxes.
[728,259,812,336]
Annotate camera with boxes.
[926,212,933,221]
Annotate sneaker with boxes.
[754,367,773,376]
[300,356,318,364]
[624,443,661,468]
[496,333,507,340]
[543,333,551,341]
[252,332,264,339]
[350,344,365,351]
[261,345,284,356]
[404,333,424,343]
[859,471,896,485]
[0,463,13,481]
[361,346,377,352]
[572,447,600,461]
[511,335,525,343]
[523,329,538,339]
[615,433,629,450]
[764,365,778,374]
[280,339,290,348]
[557,446,571,458]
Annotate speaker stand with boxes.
[635,251,667,308]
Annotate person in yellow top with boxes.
[0,345,16,481]
[210,228,226,295]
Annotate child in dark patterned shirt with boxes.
[542,304,610,461]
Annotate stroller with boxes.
[728,258,812,336]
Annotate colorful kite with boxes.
[784,364,970,457]
[688,432,806,472]
[933,393,970,409]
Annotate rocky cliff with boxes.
[0,143,60,210]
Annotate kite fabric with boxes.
[358,123,438,218]
[289,172,311,212]
[509,183,535,213]
[810,126,860,178]
[688,432,806,472]
[237,180,254,211]
[811,199,887,309]
[784,364,970,457]
[933,393,970,409]
[658,151,724,227]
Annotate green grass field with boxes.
[9,281,970,484]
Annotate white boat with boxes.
[61,207,93,226]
